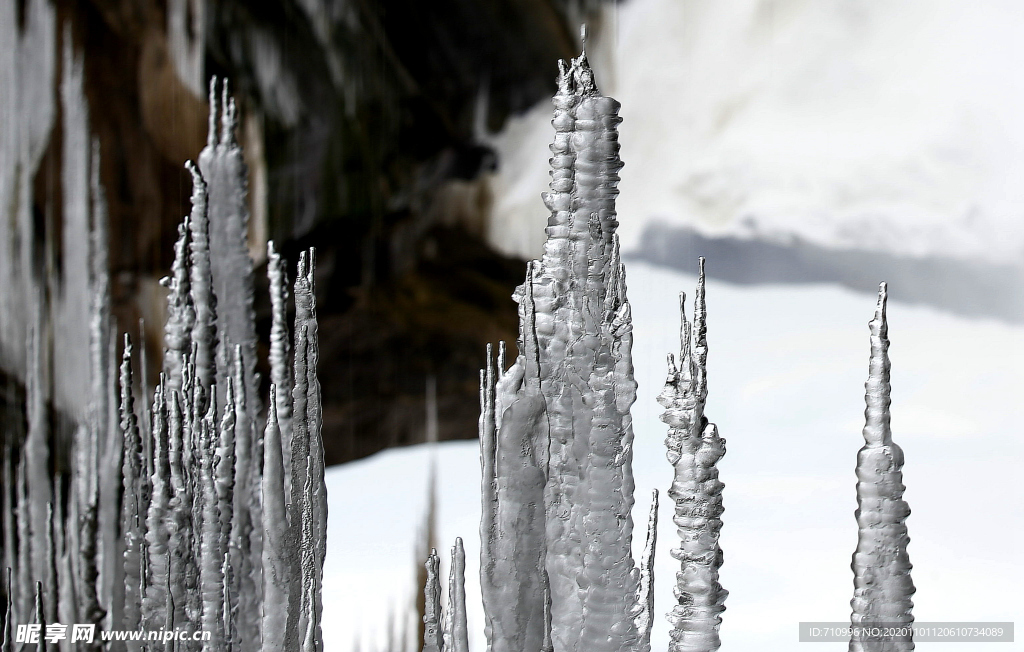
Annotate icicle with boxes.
[2,568,11,652]
[186,160,218,396]
[481,271,547,652]
[635,490,659,652]
[658,261,727,652]
[260,385,289,651]
[25,327,54,609]
[229,343,259,650]
[215,380,237,638]
[849,283,915,652]
[143,379,170,628]
[34,581,45,641]
[477,345,497,651]
[482,45,638,652]
[207,76,218,150]
[268,241,293,491]
[75,419,104,640]
[299,450,317,652]
[284,250,326,651]
[422,550,443,652]
[199,414,226,650]
[303,250,327,652]
[199,78,259,510]
[139,318,152,457]
[56,476,78,649]
[16,456,32,625]
[44,501,56,627]
[0,449,14,613]
[446,539,469,652]
[221,554,235,651]
[161,215,195,395]
[120,335,145,643]
[166,390,192,628]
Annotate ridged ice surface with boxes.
[657,261,727,652]
[478,42,641,652]
[849,284,916,652]
[1,80,328,652]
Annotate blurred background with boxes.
[2,0,1023,650]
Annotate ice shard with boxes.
[849,283,915,652]
[657,262,728,652]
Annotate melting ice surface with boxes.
[323,261,1023,652]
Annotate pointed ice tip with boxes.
[207,77,218,148]
[698,256,706,278]
[123,333,132,357]
[876,281,888,317]
[184,159,203,187]
[580,23,587,49]
[220,80,238,146]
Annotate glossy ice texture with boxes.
[477,43,646,652]
[1,80,327,652]
[849,284,916,652]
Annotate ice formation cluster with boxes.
[2,80,327,651]
[425,45,918,652]
[0,29,919,652]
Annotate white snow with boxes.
[323,260,1024,652]
[485,0,1024,265]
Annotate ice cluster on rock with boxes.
[1,79,327,652]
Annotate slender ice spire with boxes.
[161,215,195,395]
[849,283,915,652]
[261,385,290,651]
[186,160,218,397]
[199,77,260,497]
[635,490,659,652]
[422,549,443,652]
[446,539,469,652]
[143,378,171,628]
[199,412,226,651]
[658,261,727,652]
[480,43,639,652]
[268,240,293,491]
[24,327,53,621]
[216,381,238,647]
[119,335,145,645]
[2,568,11,652]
